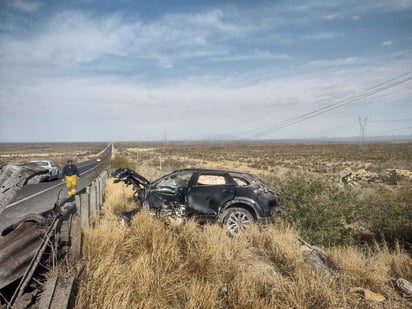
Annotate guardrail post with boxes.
[100,174,104,205]
[89,183,97,217]
[96,177,101,211]
[80,187,90,227]
[75,195,80,210]
[101,171,107,203]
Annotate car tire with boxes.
[222,207,255,235]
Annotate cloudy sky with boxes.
[0,0,411,142]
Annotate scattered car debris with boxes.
[0,163,50,211]
[297,237,340,279]
[395,278,412,298]
[111,167,280,234]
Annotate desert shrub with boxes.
[109,155,135,170]
[357,187,412,247]
[268,173,357,247]
[161,158,186,170]
[266,173,412,250]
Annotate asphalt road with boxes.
[0,145,111,233]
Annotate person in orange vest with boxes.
[62,159,80,196]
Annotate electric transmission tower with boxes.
[358,116,368,152]
[358,116,368,141]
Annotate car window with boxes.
[196,174,227,185]
[157,171,193,189]
[232,176,249,186]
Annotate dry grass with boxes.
[2,142,410,307]
[75,178,412,308]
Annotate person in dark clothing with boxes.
[62,159,80,196]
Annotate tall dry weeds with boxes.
[75,177,412,308]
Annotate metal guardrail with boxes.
[0,171,107,308]
[75,171,107,228]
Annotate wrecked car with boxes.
[111,168,280,234]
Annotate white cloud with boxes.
[1,2,411,141]
[302,32,342,40]
[359,0,412,11]
[306,57,360,67]
[0,8,258,71]
[382,40,393,46]
[0,11,133,65]
[291,0,412,14]
[321,14,338,20]
[1,55,410,141]
[9,0,41,12]
[183,9,242,34]
[211,50,292,62]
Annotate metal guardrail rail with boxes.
[0,171,107,308]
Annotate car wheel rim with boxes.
[226,211,252,234]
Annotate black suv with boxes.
[111,168,280,234]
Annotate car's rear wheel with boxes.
[222,207,255,235]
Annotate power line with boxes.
[244,72,412,137]
[315,49,412,96]
[209,49,412,139]
[240,71,412,138]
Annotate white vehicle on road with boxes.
[30,160,60,181]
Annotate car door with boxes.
[187,173,236,217]
[147,171,194,209]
